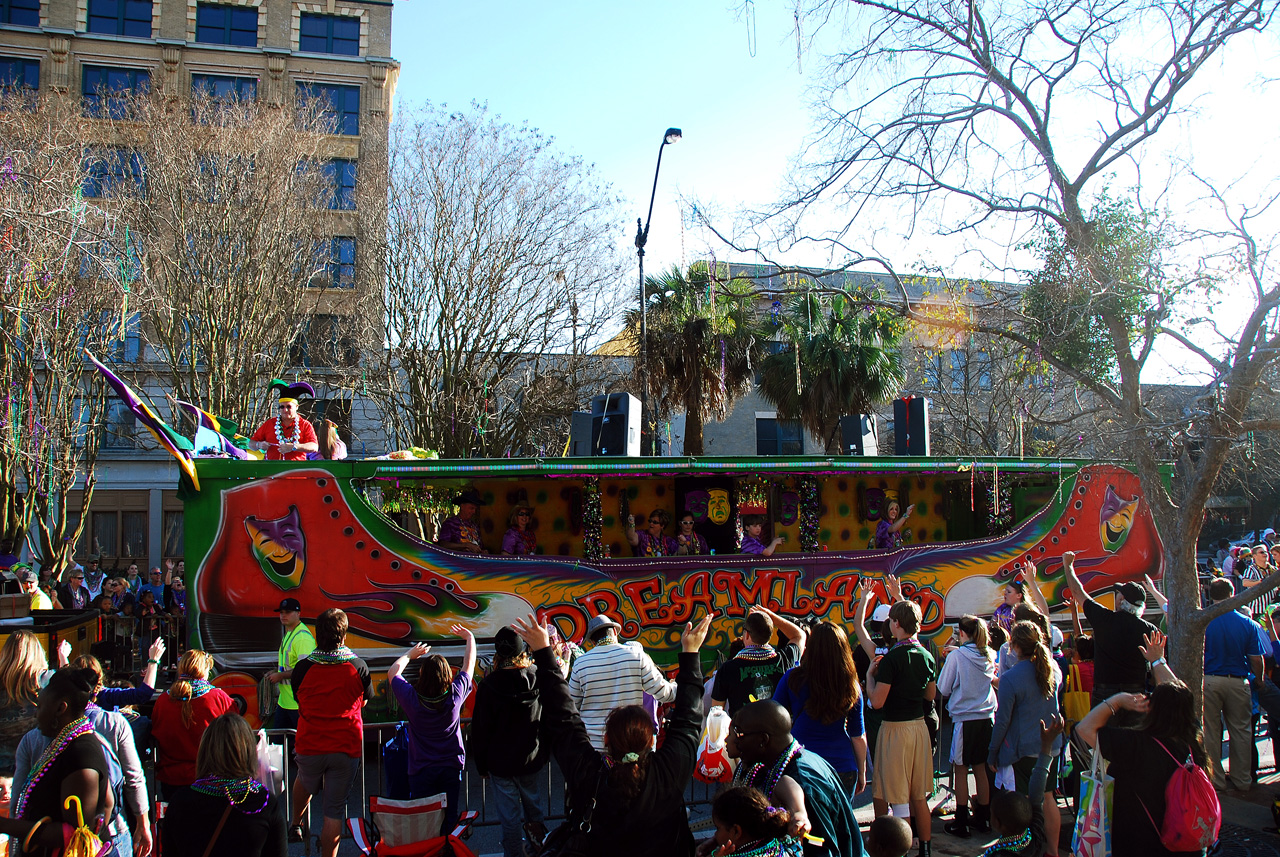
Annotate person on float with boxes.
[437,489,487,554]
[249,381,318,462]
[675,513,709,556]
[501,504,538,556]
[625,509,679,557]
[740,515,784,556]
[305,420,347,461]
[875,500,915,550]
[15,567,51,611]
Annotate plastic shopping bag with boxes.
[1072,745,1114,857]
[694,706,735,783]
[256,729,285,798]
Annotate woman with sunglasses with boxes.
[625,510,679,557]
[674,514,708,556]
[502,505,538,556]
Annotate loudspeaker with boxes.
[893,396,930,456]
[568,412,593,456]
[588,393,640,456]
[840,414,878,456]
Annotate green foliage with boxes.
[625,262,763,454]
[758,288,906,451]
[1023,195,1168,384]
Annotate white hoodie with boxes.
[936,642,998,722]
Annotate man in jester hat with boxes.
[250,380,319,461]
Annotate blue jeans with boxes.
[408,766,463,836]
[488,773,545,857]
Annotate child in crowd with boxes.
[984,715,1063,857]
[937,614,997,836]
[707,786,793,856]
[865,816,913,857]
[1071,635,1094,692]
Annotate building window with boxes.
[82,66,149,118]
[326,237,355,288]
[0,57,38,91]
[296,81,359,135]
[195,2,258,46]
[82,148,144,197]
[949,349,965,393]
[322,158,356,209]
[162,510,183,558]
[298,12,359,55]
[91,510,146,558]
[86,0,152,37]
[0,0,39,27]
[104,398,137,448]
[756,417,803,456]
[191,73,256,101]
[975,350,992,390]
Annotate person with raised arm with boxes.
[1060,550,1157,721]
[875,501,915,550]
[511,611,716,857]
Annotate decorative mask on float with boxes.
[779,491,800,525]
[684,490,710,522]
[707,489,731,525]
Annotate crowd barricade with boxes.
[243,719,720,847]
[97,613,188,677]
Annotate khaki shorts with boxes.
[873,718,932,804]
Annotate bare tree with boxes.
[93,91,348,429]
[741,0,1280,691]
[373,104,629,457]
[0,93,131,573]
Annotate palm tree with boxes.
[626,262,762,455]
[758,290,906,453]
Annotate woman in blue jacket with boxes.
[988,621,1064,857]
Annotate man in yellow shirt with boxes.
[16,566,51,610]
[268,597,316,729]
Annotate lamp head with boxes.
[664,128,683,145]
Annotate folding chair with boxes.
[346,793,479,857]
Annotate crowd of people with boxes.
[3,532,1269,857]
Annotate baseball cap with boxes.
[273,598,302,612]
[871,604,892,623]
[1118,582,1145,606]
[14,567,36,584]
[494,626,528,660]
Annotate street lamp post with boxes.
[635,127,682,456]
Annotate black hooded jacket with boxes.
[468,664,545,778]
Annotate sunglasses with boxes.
[730,725,765,740]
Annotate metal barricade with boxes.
[98,613,187,678]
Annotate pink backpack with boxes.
[1138,737,1222,851]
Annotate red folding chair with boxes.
[347,793,478,857]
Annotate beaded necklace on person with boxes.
[13,716,93,817]
[726,837,787,857]
[732,739,802,796]
[179,675,215,697]
[308,646,357,664]
[191,776,268,813]
[978,828,1032,857]
[892,636,921,650]
[274,416,301,448]
[734,644,777,662]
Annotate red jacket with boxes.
[151,687,235,785]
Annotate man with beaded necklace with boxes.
[250,381,319,461]
[712,605,807,716]
[724,700,861,857]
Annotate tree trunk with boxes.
[684,408,705,456]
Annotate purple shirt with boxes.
[740,535,766,555]
[437,515,481,550]
[875,518,902,550]
[635,531,678,557]
[391,671,473,772]
[502,528,537,555]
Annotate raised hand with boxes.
[1139,630,1166,663]
[449,623,474,642]
[513,613,551,651]
[681,612,716,653]
[406,642,430,660]
[885,574,903,603]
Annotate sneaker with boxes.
[288,825,305,843]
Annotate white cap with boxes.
[871,605,892,623]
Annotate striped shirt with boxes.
[568,640,676,750]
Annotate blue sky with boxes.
[390,1,811,278]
